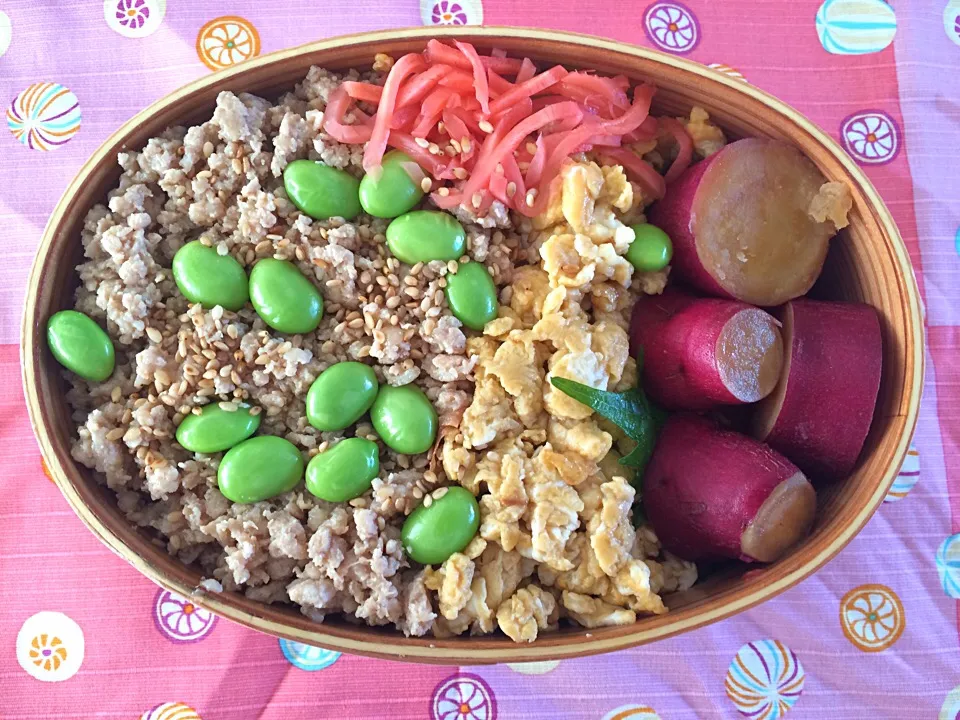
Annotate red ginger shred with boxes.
[323,86,372,144]
[488,65,567,116]
[455,40,490,115]
[660,116,694,183]
[363,53,426,177]
[322,41,667,217]
[600,148,667,200]
[397,64,452,107]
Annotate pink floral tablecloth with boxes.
[2,1,960,718]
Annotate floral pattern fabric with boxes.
[1,1,959,717]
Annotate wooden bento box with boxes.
[21,26,923,664]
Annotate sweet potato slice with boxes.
[649,138,843,306]
[643,414,817,563]
[751,299,882,481]
[629,288,783,410]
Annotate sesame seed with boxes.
[146,327,162,343]
[423,495,433,508]
[526,189,538,206]
[414,137,429,148]
[219,401,238,412]
[453,167,468,180]
[460,137,472,153]
[434,487,449,500]
[428,143,441,155]
[110,386,123,403]
[437,187,450,197]
[526,142,538,155]
[495,163,504,174]
[506,182,517,198]
[420,177,433,193]
[450,139,462,154]
[472,192,483,208]
[478,119,494,133]
[437,121,446,134]
[106,427,125,441]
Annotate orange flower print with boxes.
[29,633,68,671]
[840,583,905,652]
[17,611,85,682]
[196,16,261,71]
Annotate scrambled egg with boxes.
[433,160,694,641]
[685,106,727,158]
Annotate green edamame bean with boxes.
[217,435,304,504]
[626,223,673,272]
[306,361,379,431]
[46,310,115,382]
[283,159,361,220]
[172,241,249,311]
[305,438,380,502]
[249,258,323,334]
[401,487,480,565]
[370,384,438,455]
[176,403,261,454]
[386,211,466,265]
[359,151,425,218]
[444,261,498,331]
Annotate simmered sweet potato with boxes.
[649,138,845,307]
[629,288,783,410]
[751,299,882,480]
[643,414,817,563]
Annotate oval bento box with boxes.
[21,26,923,664]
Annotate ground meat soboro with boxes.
[67,64,717,642]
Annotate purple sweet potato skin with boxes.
[647,154,728,298]
[629,289,782,410]
[643,415,805,562]
[753,299,882,481]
